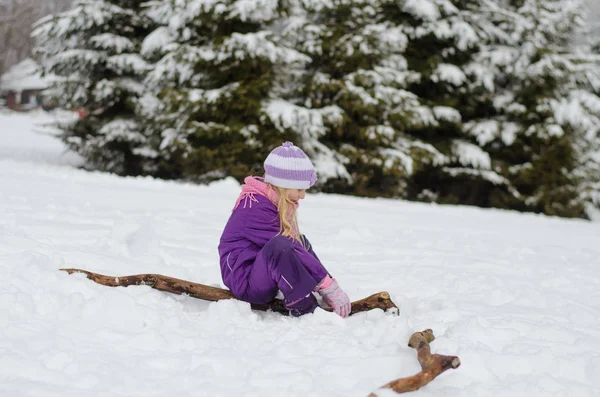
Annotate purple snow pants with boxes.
[241,235,325,315]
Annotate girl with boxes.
[218,142,351,317]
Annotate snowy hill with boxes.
[1,111,599,396]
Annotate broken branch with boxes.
[368,329,460,395]
[60,268,398,316]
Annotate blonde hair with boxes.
[270,185,303,244]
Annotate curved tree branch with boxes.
[368,329,460,395]
[60,268,399,316]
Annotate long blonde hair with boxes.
[270,185,302,244]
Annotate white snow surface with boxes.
[1,111,600,396]
[0,110,83,166]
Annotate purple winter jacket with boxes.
[218,194,329,300]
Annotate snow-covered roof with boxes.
[0,58,50,92]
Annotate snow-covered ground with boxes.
[1,111,599,397]
[0,109,82,166]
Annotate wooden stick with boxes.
[368,329,460,395]
[60,268,399,316]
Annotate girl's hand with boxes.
[316,277,351,318]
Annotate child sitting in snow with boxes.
[218,142,351,317]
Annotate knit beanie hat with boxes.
[263,141,317,189]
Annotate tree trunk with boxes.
[368,329,460,395]
[60,268,399,316]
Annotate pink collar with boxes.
[233,177,279,210]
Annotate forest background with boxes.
[2,0,600,219]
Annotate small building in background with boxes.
[0,58,54,111]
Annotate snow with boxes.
[546,124,564,138]
[442,167,511,186]
[344,81,380,105]
[500,122,519,145]
[402,0,441,21]
[218,32,310,65]
[431,64,467,86]
[0,58,51,92]
[378,147,414,174]
[32,1,136,40]
[90,33,135,54]
[55,49,103,67]
[409,106,438,127]
[231,0,280,22]
[141,27,172,57]
[106,54,150,75]
[433,106,462,123]
[93,78,143,103]
[467,120,500,146]
[1,110,600,397]
[146,48,210,87]
[0,110,82,166]
[402,139,448,167]
[136,93,163,118]
[452,140,491,169]
[551,91,600,136]
[466,120,520,147]
[266,99,344,140]
[366,125,395,141]
[377,27,409,53]
[99,119,143,142]
[416,18,478,51]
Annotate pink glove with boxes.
[316,276,351,318]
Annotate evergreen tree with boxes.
[457,0,600,217]
[280,0,507,199]
[281,0,600,217]
[34,0,154,175]
[38,0,599,218]
[138,0,316,182]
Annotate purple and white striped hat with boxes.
[264,142,317,189]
